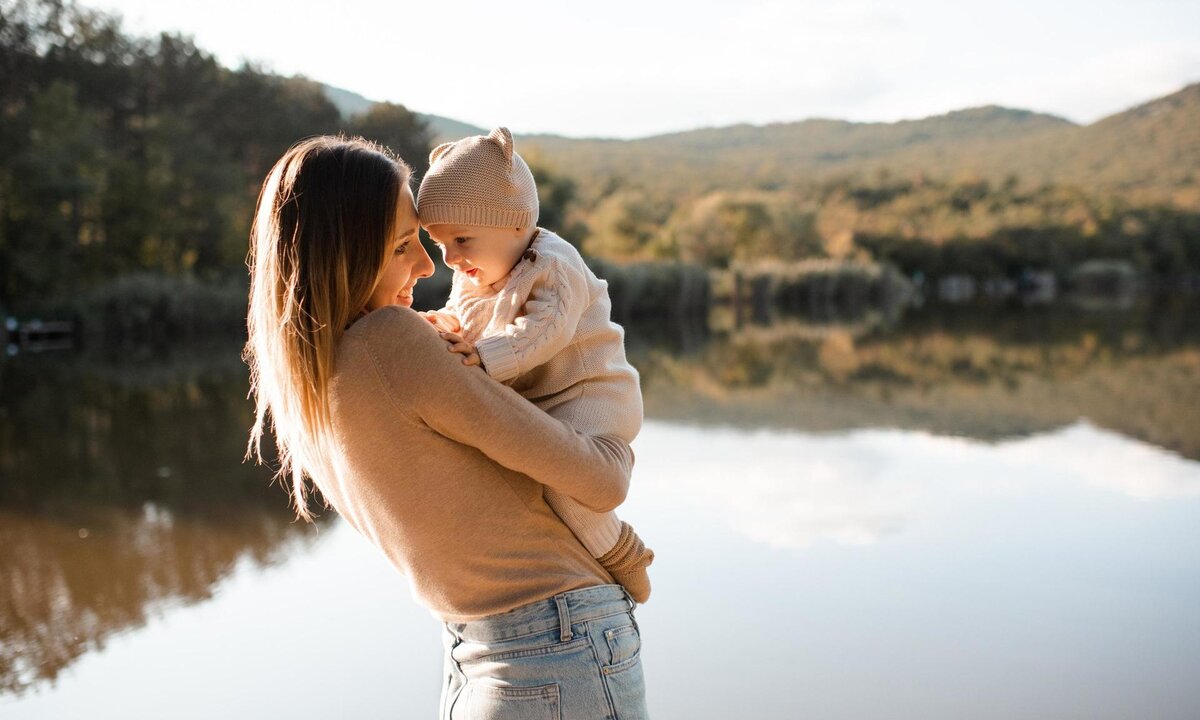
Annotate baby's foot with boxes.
[598,521,655,603]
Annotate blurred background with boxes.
[2,0,1199,718]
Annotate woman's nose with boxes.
[416,241,435,278]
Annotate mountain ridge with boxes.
[320,81,1199,202]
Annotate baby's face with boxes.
[424,223,532,287]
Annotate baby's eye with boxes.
[455,237,469,245]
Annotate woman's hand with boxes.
[440,331,483,368]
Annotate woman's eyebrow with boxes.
[399,227,418,240]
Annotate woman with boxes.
[244,136,649,719]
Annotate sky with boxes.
[89,0,1200,139]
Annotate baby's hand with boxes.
[439,331,482,368]
[421,311,461,334]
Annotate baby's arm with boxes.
[419,310,461,334]
[474,258,591,382]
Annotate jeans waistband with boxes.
[445,584,633,643]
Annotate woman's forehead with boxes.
[395,190,419,229]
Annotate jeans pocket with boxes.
[602,629,648,719]
[603,624,642,669]
[462,682,561,720]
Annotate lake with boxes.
[2,299,1199,719]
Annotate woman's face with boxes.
[366,186,433,311]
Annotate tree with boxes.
[345,102,433,179]
[582,189,674,261]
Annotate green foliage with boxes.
[525,158,578,240]
[0,0,430,314]
[345,102,434,178]
[581,188,676,261]
[661,191,822,268]
[556,171,1200,283]
[847,182,1200,281]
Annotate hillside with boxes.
[521,107,1075,198]
[320,84,486,142]
[518,84,1199,205]
[320,81,1199,205]
[321,84,374,118]
[421,114,488,143]
[1010,83,1200,199]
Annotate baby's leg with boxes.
[543,487,654,603]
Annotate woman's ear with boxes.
[487,127,514,165]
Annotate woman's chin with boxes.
[395,294,413,307]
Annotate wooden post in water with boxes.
[733,268,746,328]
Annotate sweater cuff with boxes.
[475,334,520,382]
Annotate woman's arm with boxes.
[354,306,632,512]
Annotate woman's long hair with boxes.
[244,136,411,520]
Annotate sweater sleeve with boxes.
[355,306,632,512]
[475,256,590,383]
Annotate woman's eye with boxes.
[395,242,408,255]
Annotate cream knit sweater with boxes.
[436,229,643,556]
[324,306,632,622]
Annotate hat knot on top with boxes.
[417,126,539,230]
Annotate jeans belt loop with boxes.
[555,594,572,642]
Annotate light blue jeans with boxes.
[440,584,649,719]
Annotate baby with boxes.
[416,127,654,602]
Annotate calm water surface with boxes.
[2,303,1199,719]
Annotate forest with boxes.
[0,0,432,317]
[3,0,1198,329]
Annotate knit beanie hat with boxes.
[417,127,539,229]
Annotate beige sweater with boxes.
[322,305,632,622]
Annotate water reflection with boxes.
[0,342,313,695]
[0,505,312,695]
[1,300,1198,703]
[630,299,1200,459]
[633,420,1200,550]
